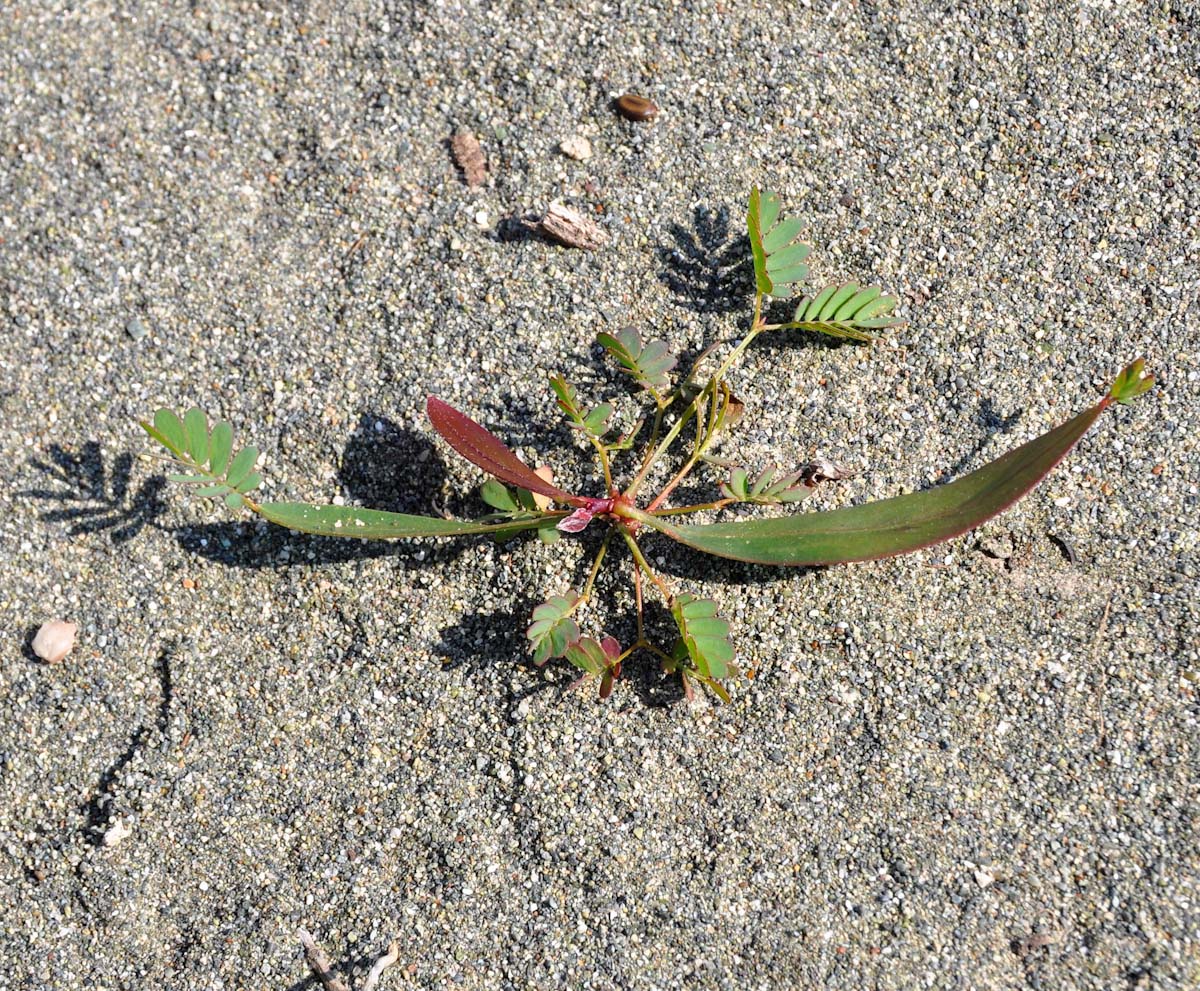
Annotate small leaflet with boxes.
[450,130,487,188]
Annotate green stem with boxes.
[626,293,766,502]
[626,397,682,498]
[579,530,613,602]
[620,528,671,600]
[625,403,697,498]
[650,498,736,517]
[589,436,614,492]
[632,559,645,643]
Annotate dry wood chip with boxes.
[450,130,487,187]
[298,930,350,991]
[799,458,855,485]
[525,203,608,251]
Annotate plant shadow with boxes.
[20,441,169,544]
[337,412,454,515]
[939,398,1022,479]
[656,203,755,314]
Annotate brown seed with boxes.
[616,93,658,122]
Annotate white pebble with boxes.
[103,818,133,847]
[32,620,76,663]
[473,209,489,227]
[560,135,593,160]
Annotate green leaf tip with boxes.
[748,186,812,298]
[1107,358,1154,406]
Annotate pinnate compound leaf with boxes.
[564,636,621,697]
[549,375,613,438]
[527,591,582,666]
[720,464,813,505]
[596,327,677,394]
[141,407,263,505]
[427,396,583,506]
[748,187,813,298]
[670,594,734,680]
[644,387,1123,566]
[786,283,902,342]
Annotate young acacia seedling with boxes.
[141,188,1154,702]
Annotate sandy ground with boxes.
[1,2,1197,989]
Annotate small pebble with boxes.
[473,209,489,227]
[560,135,593,160]
[32,620,76,663]
[125,317,147,340]
[103,818,133,847]
[615,93,658,121]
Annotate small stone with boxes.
[560,135,593,160]
[125,317,148,340]
[978,534,1014,560]
[32,620,76,663]
[473,209,489,227]
[103,818,133,847]
[974,867,996,888]
[615,93,658,121]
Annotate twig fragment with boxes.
[298,929,350,991]
[523,203,608,251]
[362,940,401,991]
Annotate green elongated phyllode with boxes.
[637,386,1124,566]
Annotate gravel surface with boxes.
[2,2,1197,989]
